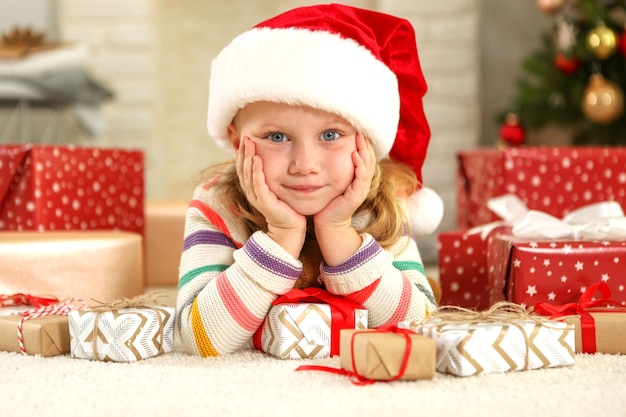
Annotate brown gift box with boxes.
[563,311,626,354]
[0,314,69,357]
[0,231,144,304]
[340,329,436,381]
[145,200,187,286]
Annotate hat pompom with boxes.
[405,186,444,236]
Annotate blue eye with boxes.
[320,130,340,142]
[268,132,287,142]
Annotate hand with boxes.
[313,132,376,230]
[313,133,376,266]
[236,137,306,257]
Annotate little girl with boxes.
[177,4,444,357]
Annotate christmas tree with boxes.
[498,0,626,146]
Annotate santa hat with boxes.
[207,4,443,235]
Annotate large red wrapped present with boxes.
[438,230,491,310]
[0,144,144,235]
[486,198,626,308]
[438,196,520,310]
[457,147,626,229]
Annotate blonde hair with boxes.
[201,158,418,249]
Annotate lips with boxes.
[286,184,322,192]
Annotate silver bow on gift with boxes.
[468,194,626,241]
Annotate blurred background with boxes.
[0,0,551,263]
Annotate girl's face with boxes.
[229,101,359,216]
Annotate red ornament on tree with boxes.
[499,113,525,146]
[619,30,626,57]
[554,53,580,74]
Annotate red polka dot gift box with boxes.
[456,147,626,229]
[0,144,144,235]
[438,229,494,311]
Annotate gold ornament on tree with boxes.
[537,0,565,14]
[581,74,624,124]
[586,22,618,59]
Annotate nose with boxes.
[289,140,319,174]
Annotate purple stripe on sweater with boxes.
[244,235,301,279]
[183,230,237,251]
[322,238,381,275]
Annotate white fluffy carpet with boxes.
[2,287,626,417]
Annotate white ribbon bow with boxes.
[467,194,626,241]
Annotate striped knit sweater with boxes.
[177,179,437,357]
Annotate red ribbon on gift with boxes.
[296,326,416,385]
[533,282,625,353]
[0,293,59,309]
[253,287,365,357]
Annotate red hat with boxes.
[207,4,442,234]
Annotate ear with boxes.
[227,123,241,150]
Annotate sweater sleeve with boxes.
[176,187,302,357]
[320,233,436,328]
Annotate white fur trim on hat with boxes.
[405,187,444,236]
[207,27,400,159]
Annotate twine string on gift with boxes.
[411,302,554,372]
[295,326,416,386]
[88,291,168,361]
[17,298,88,355]
[533,282,626,353]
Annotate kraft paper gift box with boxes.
[0,314,70,357]
[456,147,626,229]
[400,303,576,377]
[144,200,187,286]
[533,282,626,354]
[0,231,144,303]
[253,288,368,359]
[339,329,436,381]
[68,302,175,362]
[0,144,144,236]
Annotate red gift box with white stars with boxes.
[457,147,626,229]
[487,232,626,309]
[0,145,144,235]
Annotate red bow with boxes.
[254,287,365,357]
[533,282,625,353]
[0,293,59,309]
[296,326,416,385]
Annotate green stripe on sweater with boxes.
[392,260,426,276]
[178,264,229,289]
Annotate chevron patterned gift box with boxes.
[68,304,175,362]
[253,288,368,359]
[399,302,575,377]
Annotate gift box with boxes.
[0,314,70,357]
[400,303,576,377]
[339,328,436,381]
[533,282,626,354]
[0,297,87,357]
[488,232,626,308]
[253,288,368,359]
[438,230,492,310]
[68,299,175,362]
[0,144,144,235]
[456,147,626,229]
[145,200,187,286]
[0,231,144,303]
